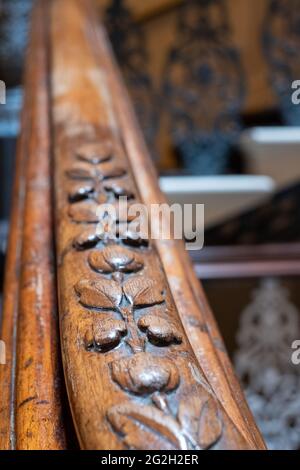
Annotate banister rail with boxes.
[0,0,266,450]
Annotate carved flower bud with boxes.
[111,352,180,395]
[138,315,183,346]
[88,245,143,273]
[84,318,127,353]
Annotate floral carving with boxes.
[138,315,183,346]
[88,246,143,274]
[177,393,223,449]
[66,162,96,180]
[68,199,108,223]
[85,317,127,353]
[110,352,180,395]
[104,177,135,199]
[73,227,101,250]
[73,225,148,251]
[66,137,227,450]
[75,276,164,311]
[68,181,94,203]
[66,161,126,182]
[107,381,223,450]
[69,197,136,224]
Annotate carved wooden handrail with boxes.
[0,0,266,450]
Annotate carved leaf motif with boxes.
[68,182,95,203]
[65,164,95,180]
[85,317,127,352]
[73,228,100,250]
[123,278,164,307]
[178,392,222,449]
[99,162,127,179]
[117,224,149,247]
[198,398,223,449]
[110,352,180,395]
[75,278,122,309]
[107,403,188,450]
[68,200,106,223]
[88,246,143,273]
[76,142,113,164]
[138,315,182,346]
[104,178,135,199]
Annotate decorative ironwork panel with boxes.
[164,0,244,174]
[263,0,300,124]
[235,278,300,450]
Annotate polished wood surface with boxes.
[0,0,266,450]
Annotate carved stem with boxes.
[119,306,144,353]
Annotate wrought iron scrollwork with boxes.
[164,0,244,174]
[105,0,158,153]
[263,0,300,124]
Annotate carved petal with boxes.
[68,200,100,223]
[65,163,95,180]
[75,278,122,309]
[107,403,188,450]
[104,178,135,199]
[138,315,182,346]
[123,277,164,307]
[178,391,222,449]
[99,162,127,179]
[198,398,223,449]
[88,251,112,273]
[84,318,127,352]
[119,226,149,247]
[110,352,179,395]
[76,142,113,164]
[88,246,143,273]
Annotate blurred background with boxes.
[1,0,300,449]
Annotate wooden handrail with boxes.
[0,0,266,450]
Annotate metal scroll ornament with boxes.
[263,0,300,124]
[235,278,300,450]
[164,0,244,174]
